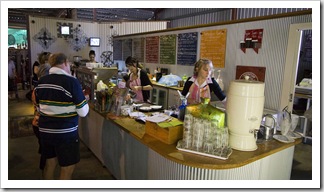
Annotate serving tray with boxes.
[176,140,232,160]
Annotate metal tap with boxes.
[263,114,277,134]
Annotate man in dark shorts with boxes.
[35,53,89,179]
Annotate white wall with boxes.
[28,16,167,67]
[113,14,312,111]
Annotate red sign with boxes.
[241,29,264,54]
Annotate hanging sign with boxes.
[200,29,227,68]
[177,32,198,66]
[241,29,264,54]
[113,40,122,60]
[133,38,145,62]
[160,34,176,64]
[236,65,266,82]
[122,39,132,61]
[145,36,159,63]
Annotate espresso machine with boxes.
[72,56,82,76]
[73,56,82,67]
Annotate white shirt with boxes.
[8,59,16,79]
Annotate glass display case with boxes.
[150,85,168,109]
[75,66,118,102]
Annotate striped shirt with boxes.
[35,67,89,141]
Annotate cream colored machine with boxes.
[227,77,265,151]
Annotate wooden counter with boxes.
[152,81,184,91]
[110,114,300,169]
[79,104,301,179]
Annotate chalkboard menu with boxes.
[177,32,198,65]
[133,38,145,62]
[113,40,122,60]
[200,29,227,68]
[160,34,176,64]
[302,33,312,62]
[122,39,132,60]
[145,36,159,63]
[75,67,96,101]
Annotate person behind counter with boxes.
[125,56,152,102]
[181,59,227,106]
[89,50,97,63]
[35,53,89,179]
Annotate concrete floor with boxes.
[7,89,312,180]
[8,90,114,180]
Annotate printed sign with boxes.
[133,38,145,62]
[200,29,227,68]
[177,32,198,66]
[113,40,122,60]
[145,36,159,63]
[122,39,132,61]
[160,34,176,64]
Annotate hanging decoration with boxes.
[67,27,88,52]
[33,27,56,50]
[57,22,73,39]
[240,29,264,54]
[108,29,118,46]
[235,65,266,82]
[100,51,113,66]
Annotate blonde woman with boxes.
[181,59,226,106]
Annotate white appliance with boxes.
[227,77,265,151]
[86,62,104,69]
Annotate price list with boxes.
[177,32,198,65]
[133,38,145,62]
[160,34,176,64]
[145,36,159,63]
[200,29,227,68]
[122,39,132,61]
[113,40,122,60]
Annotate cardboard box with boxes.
[145,121,183,144]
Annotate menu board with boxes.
[160,34,176,64]
[177,32,198,66]
[200,29,227,68]
[122,39,132,61]
[302,33,312,62]
[145,36,159,63]
[133,38,145,62]
[113,40,122,60]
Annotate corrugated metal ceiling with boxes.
[8,8,164,28]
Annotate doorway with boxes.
[281,23,312,142]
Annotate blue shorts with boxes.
[41,138,80,167]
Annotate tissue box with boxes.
[145,121,183,144]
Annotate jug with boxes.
[260,114,276,140]
[279,106,291,136]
